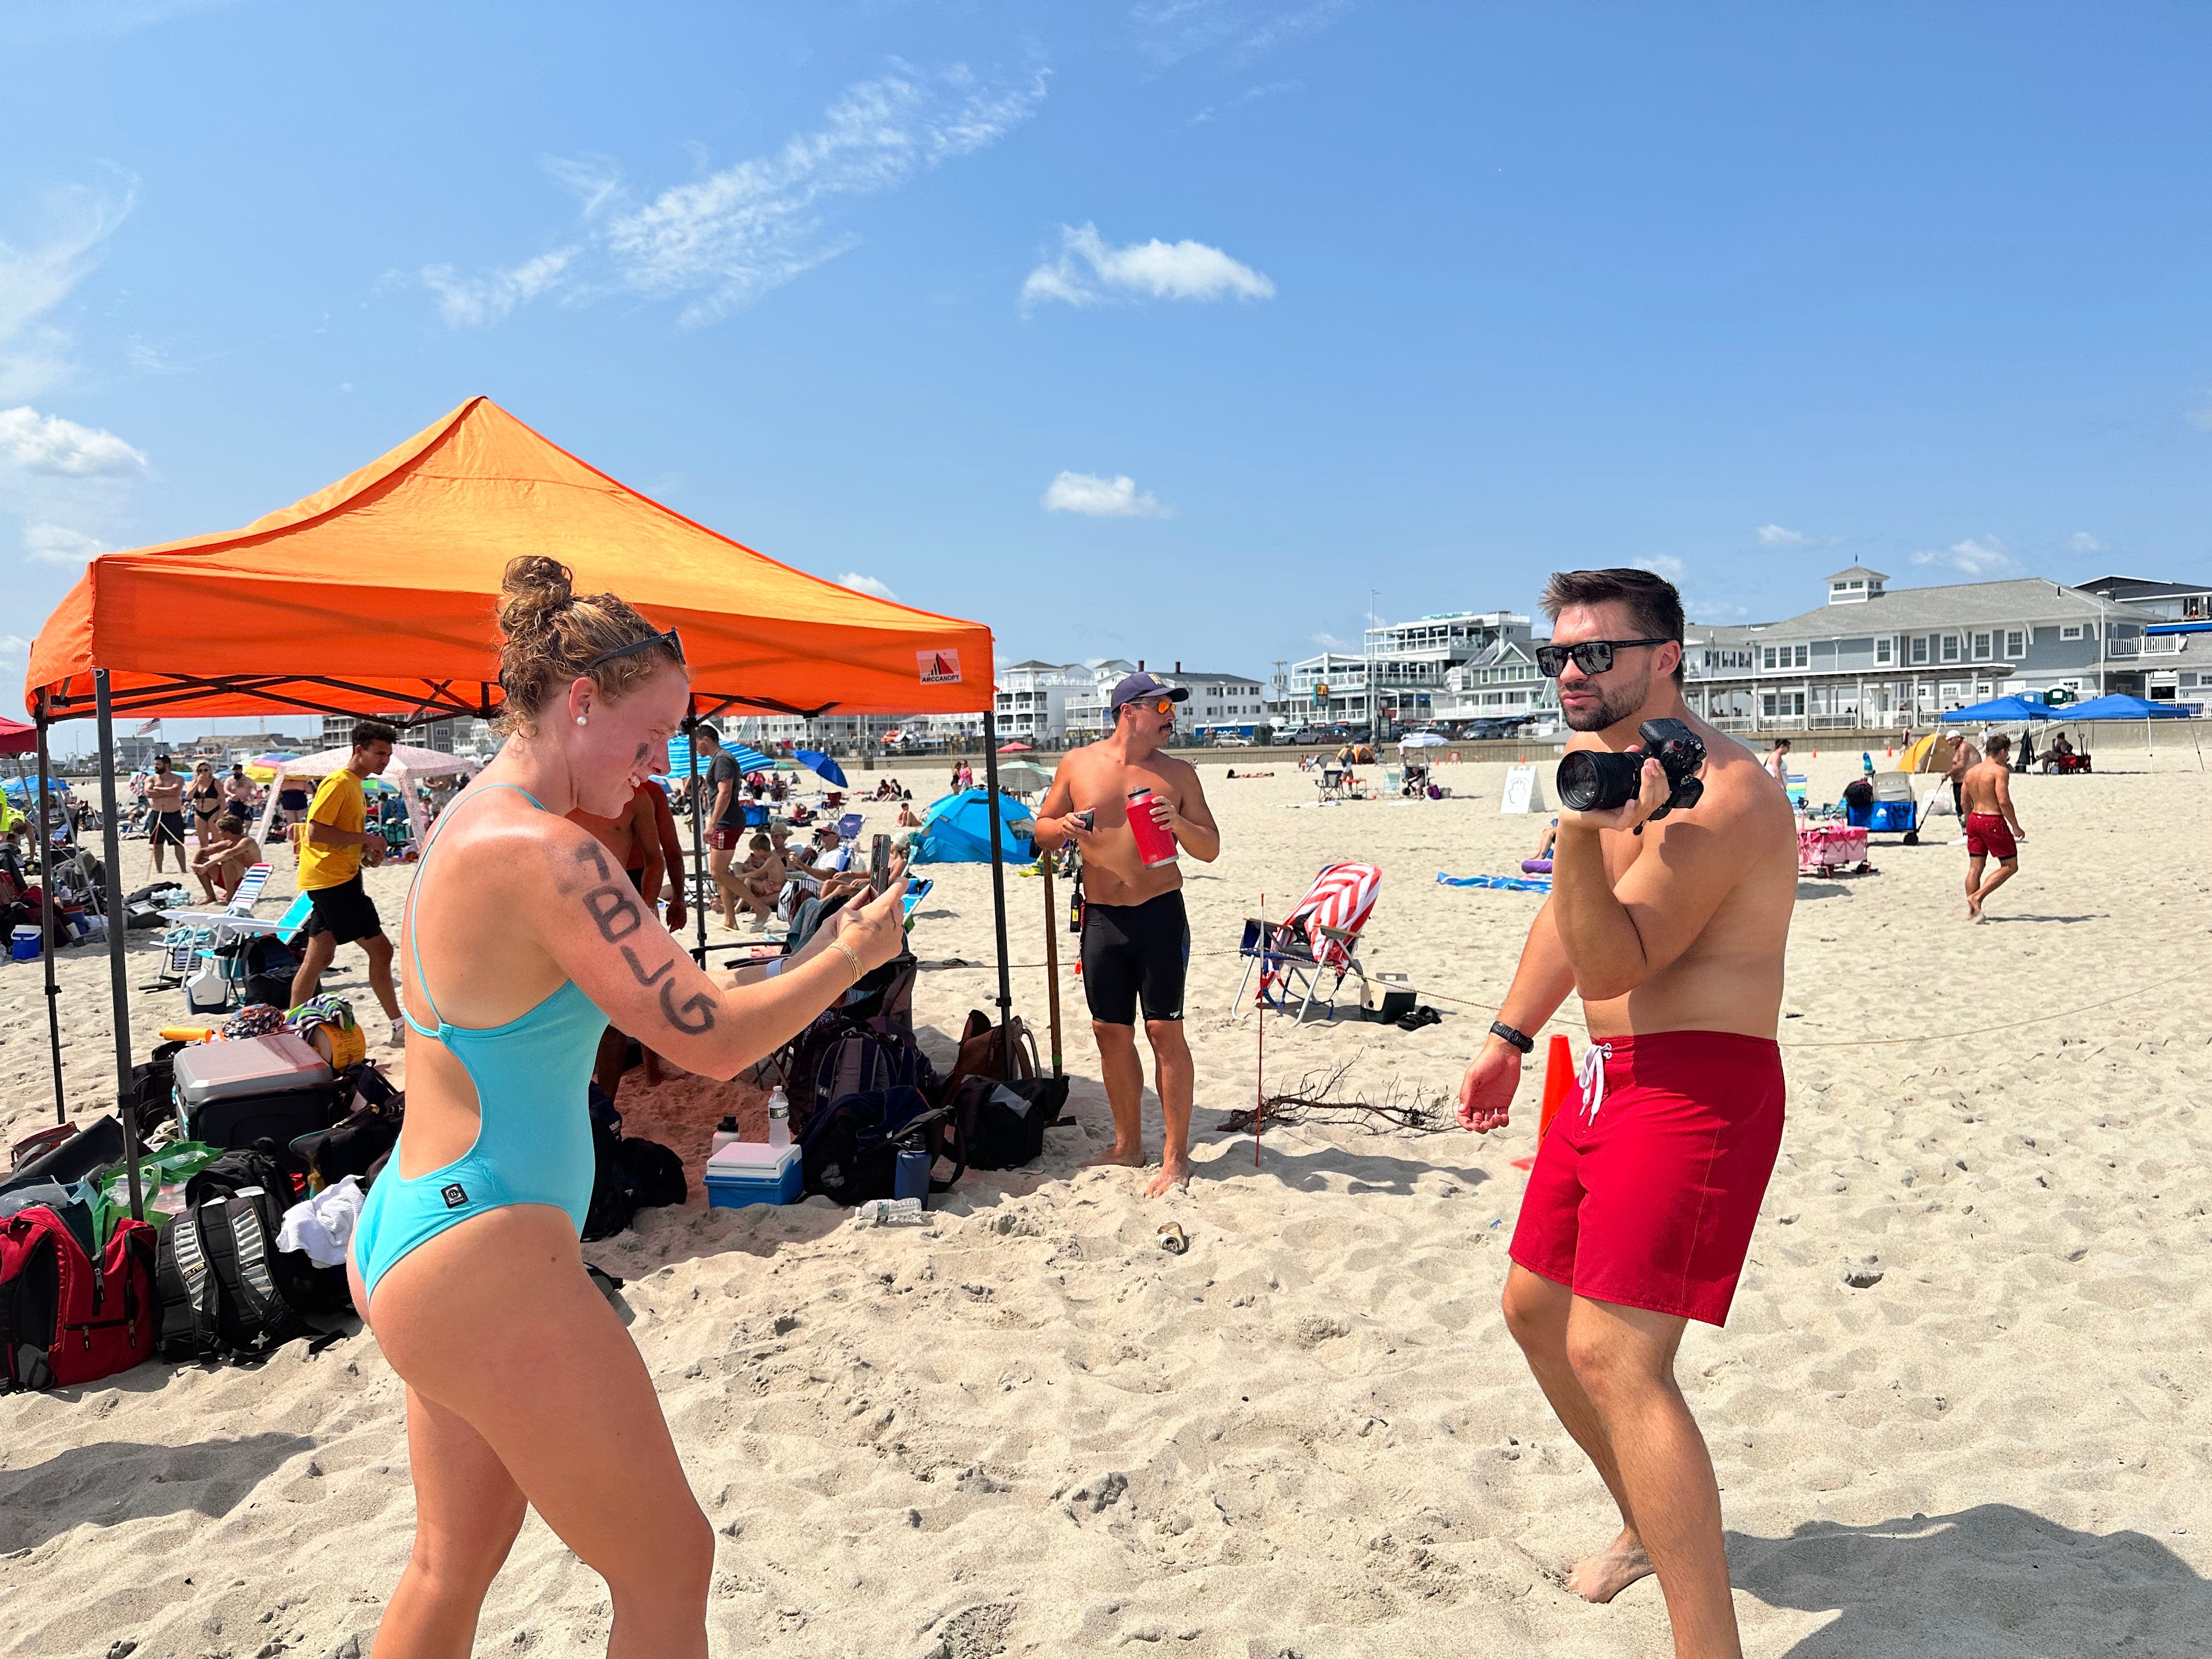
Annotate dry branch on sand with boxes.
[1217,1061,1452,1136]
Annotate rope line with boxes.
[919,950,2203,1051]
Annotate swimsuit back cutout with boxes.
[352,782,606,1302]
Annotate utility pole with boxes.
[1367,588,1380,740]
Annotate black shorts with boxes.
[149,811,187,849]
[1081,890,1190,1025]
[303,873,384,945]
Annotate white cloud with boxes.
[835,572,900,601]
[1909,536,2015,577]
[433,64,1047,330]
[1042,471,1173,518]
[1754,523,1807,549]
[2067,532,2102,555]
[0,633,29,662]
[1635,555,1686,580]
[1308,631,1354,650]
[1022,223,1274,308]
[2185,403,2212,432]
[1133,1,1354,69]
[0,406,149,476]
[421,249,576,329]
[22,522,111,563]
[0,173,137,399]
[1191,80,1301,123]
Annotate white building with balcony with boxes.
[1684,567,2174,731]
[1268,610,1537,733]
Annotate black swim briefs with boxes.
[302,873,384,945]
[1081,889,1190,1025]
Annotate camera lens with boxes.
[1556,749,1643,812]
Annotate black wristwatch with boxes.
[1489,1020,1534,1055]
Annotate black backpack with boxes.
[787,1013,935,1138]
[289,1064,404,1189]
[800,1086,960,1207]
[580,1086,687,1242]
[943,1073,1073,1172]
[156,1144,346,1363]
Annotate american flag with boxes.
[134,719,161,736]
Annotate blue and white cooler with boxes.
[704,1141,803,1209]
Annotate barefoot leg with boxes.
[1084,1021,1146,1168]
[1568,1295,1742,1659]
[1502,1266,1652,1599]
[1143,1019,1193,1198]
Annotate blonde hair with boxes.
[495,556,685,736]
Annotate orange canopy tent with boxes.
[19,399,1019,1196]
[26,396,994,725]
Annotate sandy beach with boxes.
[3,750,2209,1658]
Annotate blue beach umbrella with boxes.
[794,748,847,787]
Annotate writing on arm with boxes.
[569,840,716,1034]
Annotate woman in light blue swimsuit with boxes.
[349,557,910,1659]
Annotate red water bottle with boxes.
[1126,788,1179,867]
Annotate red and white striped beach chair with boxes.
[1234,860,1383,1020]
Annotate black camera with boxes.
[1556,718,1707,827]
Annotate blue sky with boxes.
[7,0,2211,750]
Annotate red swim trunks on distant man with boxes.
[1459,565,1798,1656]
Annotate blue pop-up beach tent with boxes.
[2063,693,2191,721]
[909,788,1035,864]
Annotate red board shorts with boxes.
[1963,812,2017,861]
[707,825,744,853]
[1510,1030,1785,1327]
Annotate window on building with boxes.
[1972,632,1991,659]
[1792,645,1808,668]
[1876,637,1893,664]
[2005,630,2024,658]
[1762,647,1776,670]
[1909,636,1929,665]
[2061,624,2083,641]
[1940,635,1961,663]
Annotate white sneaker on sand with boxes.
[386,1021,405,1049]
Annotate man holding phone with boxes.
[1032,671,1221,1198]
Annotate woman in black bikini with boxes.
[187,761,224,848]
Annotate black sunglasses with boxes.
[582,626,685,673]
[1534,637,1674,679]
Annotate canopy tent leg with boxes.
[93,674,145,1223]
[981,712,1015,1079]
[1040,854,1064,1077]
[685,703,708,967]
[31,712,65,1124]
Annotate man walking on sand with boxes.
[289,721,402,1045]
[1960,733,2025,921]
[1034,672,1220,1199]
[1460,568,1797,1659]
[693,723,757,930]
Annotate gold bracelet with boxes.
[829,939,865,986]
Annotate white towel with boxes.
[276,1175,365,1269]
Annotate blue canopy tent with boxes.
[2059,692,2201,768]
[794,747,848,788]
[1939,695,2059,724]
[909,789,1035,864]
[1,774,72,800]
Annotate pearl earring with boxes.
[575,715,588,726]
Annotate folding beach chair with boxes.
[1234,861,1383,1020]
[156,862,280,1006]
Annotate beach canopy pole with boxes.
[93,673,145,1223]
[1040,852,1063,1077]
[981,712,1015,1079]
[32,712,64,1124]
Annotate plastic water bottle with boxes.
[710,1115,742,1156]
[854,1197,926,1226]
[766,1088,791,1150]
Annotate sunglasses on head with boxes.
[583,625,685,673]
[1534,637,1674,679]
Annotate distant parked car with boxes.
[1453,716,1537,741]
[1213,734,1254,747]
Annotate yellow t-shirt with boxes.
[298,770,367,891]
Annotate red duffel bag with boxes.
[1,1206,159,1392]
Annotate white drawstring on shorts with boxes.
[1579,1041,1613,1124]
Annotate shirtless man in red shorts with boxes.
[1459,567,1797,1659]
[1959,734,2025,922]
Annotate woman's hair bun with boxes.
[499,555,575,636]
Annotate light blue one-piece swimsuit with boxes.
[351,784,608,1302]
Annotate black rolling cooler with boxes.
[170,1034,342,1151]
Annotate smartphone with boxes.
[1071,809,1096,833]
[870,833,891,893]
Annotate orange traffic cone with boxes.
[1514,1035,1576,1169]
[1538,1034,1574,1138]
